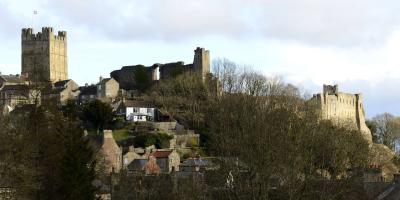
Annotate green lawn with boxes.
[113,129,131,142]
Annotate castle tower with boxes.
[21,27,68,83]
[193,47,210,80]
[312,84,372,143]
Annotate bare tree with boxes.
[370,113,400,150]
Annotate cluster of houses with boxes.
[0,74,156,124]
[93,125,210,176]
[0,71,208,163]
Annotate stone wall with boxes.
[21,27,68,83]
[312,84,372,142]
[111,47,211,91]
[97,78,119,100]
[168,151,180,172]
[59,80,79,105]
[193,47,210,80]
[153,122,177,131]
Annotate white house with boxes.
[124,100,155,122]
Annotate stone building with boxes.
[149,150,180,173]
[78,84,97,104]
[49,79,80,105]
[101,130,122,173]
[0,85,40,113]
[0,74,25,88]
[21,27,68,83]
[193,47,210,81]
[311,84,372,142]
[96,77,119,101]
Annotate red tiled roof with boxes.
[150,150,172,158]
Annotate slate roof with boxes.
[1,84,30,91]
[127,159,148,171]
[0,75,24,84]
[54,79,71,88]
[79,85,97,95]
[111,100,123,112]
[124,100,154,108]
[97,78,111,85]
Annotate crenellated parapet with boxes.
[21,27,67,42]
[312,84,372,142]
[21,27,68,83]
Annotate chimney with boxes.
[103,130,114,139]
[99,76,103,83]
[129,145,135,152]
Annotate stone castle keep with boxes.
[111,47,210,91]
[21,27,68,83]
[312,84,372,142]
[158,47,210,80]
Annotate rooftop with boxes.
[53,79,71,88]
[150,150,173,158]
[0,75,24,84]
[79,85,97,95]
[124,100,154,108]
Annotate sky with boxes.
[1,0,400,118]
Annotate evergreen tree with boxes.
[57,120,97,200]
[82,99,114,132]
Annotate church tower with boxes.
[21,27,68,83]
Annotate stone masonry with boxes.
[21,27,68,83]
[111,47,211,91]
[193,47,210,81]
[312,84,372,142]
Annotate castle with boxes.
[110,47,210,91]
[21,27,68,83]
[158,47,210,81]
[312,84,372,142]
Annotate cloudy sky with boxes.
[1,0,400,118]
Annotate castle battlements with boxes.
[22,27,67,41]
[312,84,372,142]
[21,27,68,83]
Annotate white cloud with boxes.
[24,0,398,47]
[1,0,400,117]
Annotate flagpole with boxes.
[32,10,38,29]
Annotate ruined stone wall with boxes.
[21,27,67,83]
[158,47,210,81]
[312,84,372,142]
[193,47,210,80]
[158,61,189,80]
